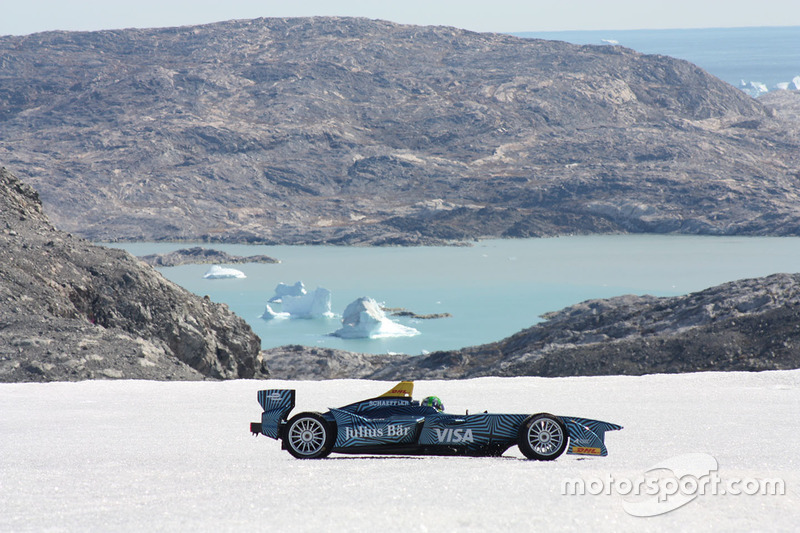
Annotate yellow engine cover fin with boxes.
[379,381,414,398]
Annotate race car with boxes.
[249,381,622,460]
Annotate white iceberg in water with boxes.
[283,288,333,318]
[739,80,769,97]
[268,281,306,303]
[332,297,420,339]
[793,76,800,90]
[203,265,246,279]
[279,287,334,319]
[259,304,290,320]
[259,286,333,320]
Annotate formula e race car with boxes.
[250,381,622,460]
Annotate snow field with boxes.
[2,371,799,531]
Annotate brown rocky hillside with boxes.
[2,17,799,244]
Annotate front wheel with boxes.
[283,412,335,459]
[518,413,568,461]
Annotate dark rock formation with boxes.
[2,17,799,244]
[138,246,279,267]
[262,273,800,379]
[382,307,452,319]
[0,167,266,382]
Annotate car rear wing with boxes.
[561,416,623,457]
[250,389,296,439]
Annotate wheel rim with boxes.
[288,418,326,456]
[527,418,564,457]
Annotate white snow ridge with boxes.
[202,265,246,279]
[332,297,420,338]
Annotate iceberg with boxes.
[332,297,420,339]
[739,80,768,97]
[268,281,306,303]
[259,304,290,320]
[259,286,334,320]
[202,265,246,279]
[793,76,800,90]
[281,287,334,319]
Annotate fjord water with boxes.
[110,236,800,355]
[517,26,800,92]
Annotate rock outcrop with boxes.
[0,167,266,382]
[138,247,278,267]
[262,273,800,379]
[2,17,799,244]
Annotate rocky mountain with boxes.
[0,167,267,382]
[262,273,800,379]
[2,17,799,244]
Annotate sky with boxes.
[2,0,800,36]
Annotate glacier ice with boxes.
[332,297,420,339]
[202,265,246,279]
[268,281,306,303]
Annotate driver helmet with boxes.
[421,396,444,412]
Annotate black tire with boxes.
[518,413,568,461]
[283,412,336,459]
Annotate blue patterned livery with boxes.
[249,381,622,460]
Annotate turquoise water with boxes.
[107,236,800,355]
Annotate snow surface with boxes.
[202,265,246,279]
[332,297,420,339]
[2,371,799,531]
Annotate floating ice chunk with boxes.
[259,304,290,320]
[740,81,769,97]
[282,287,334,318]
[202,265,246,279]
[793,76,800,90]
[332,297,420,339]
[776,82,790,90]
[601,39,619,45]
[268,281,306,303]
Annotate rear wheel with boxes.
[518,413,568,461]
[283,412,335,459]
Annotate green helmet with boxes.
[421,396,444,412]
